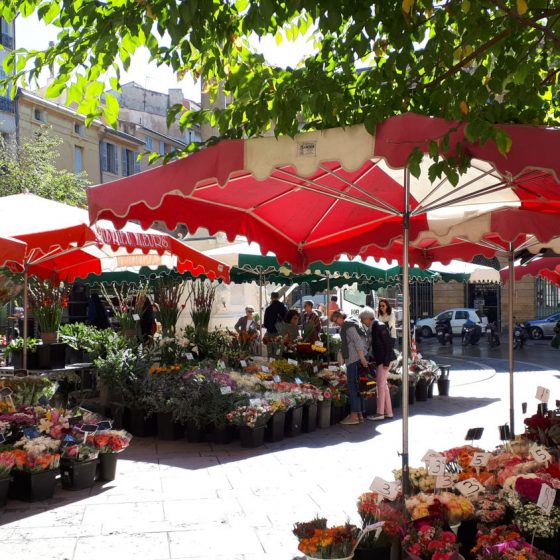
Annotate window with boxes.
[74,146,84,173]
[101,141,118,174]
[159,140,165,155]
[455,310,469,320]
[74,123,84,136]
[121,147,139,177]
[145,136,153,151]
[34,108,46,122]
[343,289,366,307]
[436,311,453,321]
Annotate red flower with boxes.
[515,476,547,502]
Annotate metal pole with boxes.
[508,246,515,437]
[326,272,331,357]
[401,169,411,495]
[258,271,264,356]
[22,265,29,370]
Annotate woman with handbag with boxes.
[367,320,395,421]
[333,308,374,425]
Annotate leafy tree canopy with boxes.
[0,128,90,206]
[1,0,559,176]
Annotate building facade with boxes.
[0,17,16,144]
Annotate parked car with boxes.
[526,312,560,339]
[415,308,486,337]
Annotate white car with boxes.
[415,308,486,337]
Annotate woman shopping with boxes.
[377,298,397,348]
[367,319,395,421]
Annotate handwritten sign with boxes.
[0,387,13,397]
[240,360,247,368]
[132,313,140,321]
[313,366,318,373]
[421,449,441,463]
[537,484,556,515]
[470,452,491,468]
[314,341,324,347]
[498,424,511,440]
[427,455,447,476]
[249,398,262,407]
[369,476,399,501]
[288,359,298,365]
[465,427,484,441]
[261,365,269,373]
[295,377,302,385]
[218,360,226,369]
[220,386,232,395]
[455,478,484,497]
[186,353,194,361]
[272,375,281,383]
[536,386,551,403]
[530,445,552,464]
[436,474,455,489]
[328,365,339,371]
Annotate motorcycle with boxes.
[435,318,453,345]
[513,322,529,349]
[462,319,482,346]
[486,321,500,348]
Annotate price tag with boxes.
[249,398,262,406]
[314,341,324,347]
[455,477,484,497]
[498,424,511,440]
[470,452,491,468]
[313,366,318,373]
[422,449,440,463]
[0,387,13,397]
[369,476,399,501]
[220,386,232,395]
[530,445,552,464]
[186,353,194,361]
[288,358,298,365]
[261,365,269,373]
[436,474,455,489]
[132,313,140,321]
[0,434,6,444]
[536,386,551,403]
[97,420,112,431]
[218,360,226,369]
[295,377,302,384]
[537,484,556,515]
[240,360,247,368]
[465,427,484,441]
[272,375,281,383]
[328,365,338,371]
[427,455,447,476]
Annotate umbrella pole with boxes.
[22,265,29,370]
[508,246,515,437]
[326,272,330,357]
[401,169,411,495]
[259,271,264,356]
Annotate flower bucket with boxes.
[97,453,118,482]
[156,412,183,440]
[10,350,40,370]
[239,425,266,448]
[9,469,59,502]
[0,476,11,507]
[408,384,416,405]
[302,401,318,433]
[124,408,156,437]
[60,458,98,491]
[317,400,332,429]
[185,423,206,443]
[427,381,434,398]
[285,405,303,437]
[265,411,285,442]
[40,332,58,345]
[390,389,402,409]
[330,404,345,425]
[415,381,428,402]
[212,425,237,445]
[354,545,391,560]
[437,378,450,397]
[306,555,353,560]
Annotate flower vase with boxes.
[40,331,58,345]
[97,453,118,482]
[531,537,560,558]
[437,378,450,397]
[408,384,416,405]
[302,401,318,433]
[415,381,428,402]
[239,425,266,448]
[265,411,285,442]
[390,388,402,409]
[212,425,237,445]
[354,545,392,560]
[317,400,332,429]
[330,404,345,425]
[427,380,434,398]
[0,476,11,507]
[9,469,59,502]
[285,405,303,437]
[60,458,98,490]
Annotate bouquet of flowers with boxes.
[405,492,474,525]
[152,277,188,337]
[61,444,99,462]
[293,518,359,559]
[394,466,437,493]
[86,430,132,454]
[472,526,555,560]
[475,494,507,524]
[0,450,16,478]
[27,276,70,336]
[402,521,459,560]
[13,435,61,471]
[225,404,273,428]
[357,492,406,548]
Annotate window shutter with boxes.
[101,141,108,171]
[134,152,141,174]
[121,147,127,176]
[146,136,153,151]
[113,144,118,174]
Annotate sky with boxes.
[15,16,316,102]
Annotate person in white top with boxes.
[377,298,397,348]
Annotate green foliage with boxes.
[182,325,232,362]
[4,337,39,356]
[3,1,558,178]
[57,323,122,360]
[0,128,90,206]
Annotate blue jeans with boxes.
[346,360,363,414]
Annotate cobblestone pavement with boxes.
[1,339,560,560]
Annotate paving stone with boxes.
[0,537,76,560]
[74,532,170,560]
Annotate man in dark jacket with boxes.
[263,292,287,337]
[368,320,395,421]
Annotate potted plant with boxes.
[293,518,359,560]
[189,279,217,334]
[60,443,99,490]
[226,403,273,448]
[153,277,189,337]
[0,449,15,506]
[86,429,132,482]
[58,322,101,364]
[402,521,460,560]
[5,338,40,370]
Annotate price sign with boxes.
[465,427,484,441]
[314,341,324,347]
[369,477,399,501]
[530,445,552,464]
[470,452,491,468]
[537,484,556,515]
[249,398,262,407]
[240,360,247,368]
[0,387,13,397]
[427,455,447,476]
[186,353,194,361]
[536,386,551,403]
[329,365,338,371]
[272,375,281,383]
[436,474,455,489]
[498,424,511,440]
[132,313,140,321]
[288,359,298,365]
[421,449,440,462]
[218,360,226,369]
[313,366,318,373]
[220,386,232,395]
[295,377,302,385]
[455,478,484,497]
[261,365,269,373]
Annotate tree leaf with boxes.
[517,0,528,16]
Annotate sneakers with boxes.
[340,416,360,425]
[366,414,386,421]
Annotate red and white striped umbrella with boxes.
[0,236,27,269]
[501,256,560,287]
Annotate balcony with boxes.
[0,96,15,113]
[0,33,13,50]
